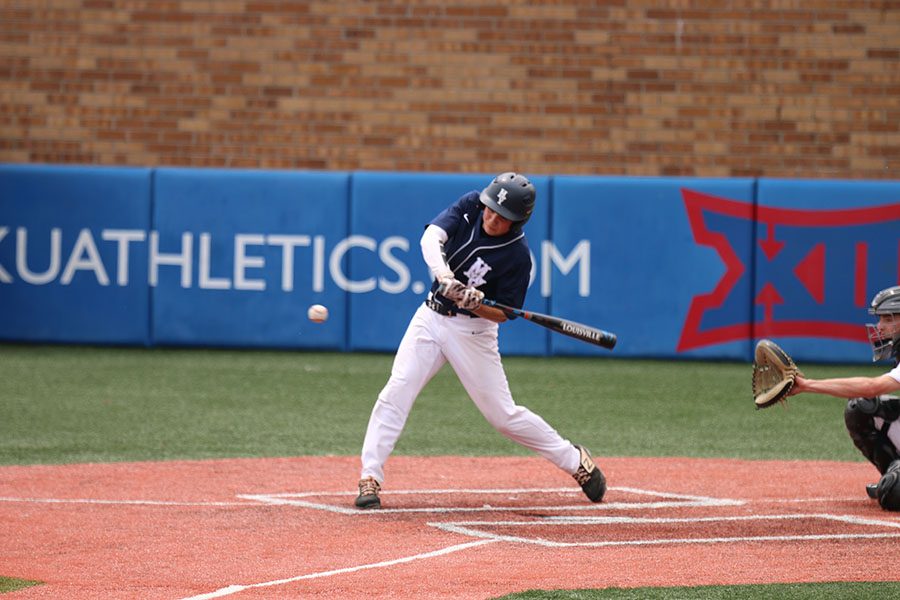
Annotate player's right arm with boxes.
[421,224,453,279]
[421,193,476,280]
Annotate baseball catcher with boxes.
[762,285,900,511]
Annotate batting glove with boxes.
[437,276,466,301]
[456,287,484,311]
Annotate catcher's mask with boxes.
[866,285,900,362]
[479,172,536,232]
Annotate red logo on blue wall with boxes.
[677,189,900,352]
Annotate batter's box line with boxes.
[427,512,900,548]
[236,486,744,515]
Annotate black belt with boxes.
[425,298,476,318]
[425,298,456,316]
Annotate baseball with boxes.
[307,304,329,323]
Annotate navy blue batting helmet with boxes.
[479,172,536,230]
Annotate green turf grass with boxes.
[0,344,881,465]
[0,576,41,593]
[496,581,900,599]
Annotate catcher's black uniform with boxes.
[844,358,900,475]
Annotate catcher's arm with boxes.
[790,374,900,398]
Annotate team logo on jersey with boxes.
[678,189,900,352]
[464,257,492,288]
[497,188,508,205]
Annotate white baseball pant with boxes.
[360,303,580,483]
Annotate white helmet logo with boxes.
[497,188,508,205]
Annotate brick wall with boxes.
[1,0,898,178]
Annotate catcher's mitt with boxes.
[752,339,802,409]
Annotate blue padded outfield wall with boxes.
[151,168,349,350]
[0,165,153,345]
[1,163,898,363]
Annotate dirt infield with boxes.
[2,456,899,599]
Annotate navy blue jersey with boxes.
[427,191,532,316]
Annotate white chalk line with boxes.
[535,513,900,528]
[177,538,497,600]
[0,485,740,513]
[0,496,252,507]
[756,496,865,503]
[427,511,900,547]
[428,525,900,548]
[237,485,744,515]
[5,487,876,513]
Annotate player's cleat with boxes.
[355,477,382,509]
[572,444,606,503]
[866,483,879,499]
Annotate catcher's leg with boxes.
[844,396,900,474]
[875,460,900,511]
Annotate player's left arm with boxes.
[469,303,507,323]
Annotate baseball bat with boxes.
[481,299,617,350]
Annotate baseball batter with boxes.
[789,285,900,510]
[355,172,606,509]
